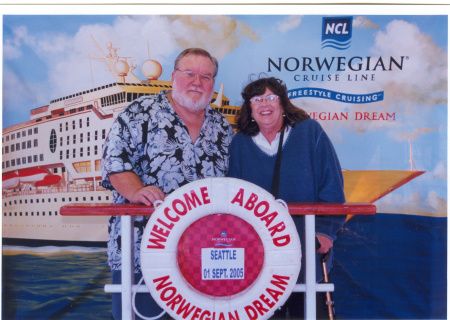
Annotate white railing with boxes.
[61,202,376,320]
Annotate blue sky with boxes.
[2,13,447,215]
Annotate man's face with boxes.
[171,54,215,112]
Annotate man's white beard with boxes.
[172,79,213,112]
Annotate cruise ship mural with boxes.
[2,37,424,247]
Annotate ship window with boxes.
[69,197,72,201]
[80,148,84,157]
[49,129,57,153]
[28,129,32,135]
[17,132,21,138]
[27,140,32,148]
[3,213,6,217]
[22,130,26,137]
[17,158,21,165]
[94,145,98,155]
[66,150,69,159]
[79,119,83,128]
[60,123,63,132]
[42,212,45,216]
[11,159,15,166]
[62,167,66,172]
[73,149,76,158]
[34,128,38,134]
[11,133,15,140]
[22,141,26,149]
[62,198,65,202]
[232,109,236,115]
[11,144,15,152]
[14,200,17,204]
[49,212,52,216]
[80,133,83,143]
[33,155,38,162]
[83,197,86,201]
[102,129,106,139]
[19,200,22,204]
[34,139,38,147]
[72,120,75,130]
[55,211,58,216]
[87,132,90,142]
[5,161,9,168]
[36,199,39,203]
[30,199,33,203]
[106,196,110,201]
[14,212,17,216]
[60,137,63,147]
[22,157,26,164]
[67,136,70,145]
[16,143,20,151]
[20,212,22,216]
[73,134,76,144]
[31,212,34,216]
[5,146,9,153]
[87,117,90,127]
[28,156,32,163]
[95,131,98,140]
[91,196,94,201]
[75,197,79,201]
[60,150,63,160]
[66,122,69,131]
[87,146,90,156]
[40,154,44,161]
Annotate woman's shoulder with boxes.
[294,118,324,133]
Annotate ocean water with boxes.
[2,213,447,320]
[2,247,112,320]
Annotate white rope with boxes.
[132,275,166,320]
[131,199,167,319]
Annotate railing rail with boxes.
[61,202,376,320]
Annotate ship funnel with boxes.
[212,83,224,107]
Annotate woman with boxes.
[228,76,346,319]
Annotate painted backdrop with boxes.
[2,13,447,319]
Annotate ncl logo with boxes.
[322,17,353,50]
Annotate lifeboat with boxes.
[2,172,19,189]
[35,175,62,187]
[17,168,48,183]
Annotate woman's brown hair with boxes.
[237,76,310,135]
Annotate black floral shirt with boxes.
[101,91,234,271]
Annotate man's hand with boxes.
[109,172,165,206]
[129,185,165,206]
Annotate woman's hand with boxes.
[316,234,333,254]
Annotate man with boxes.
[101,48,234,320]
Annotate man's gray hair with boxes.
[174,48,219,77]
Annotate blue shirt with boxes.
[228,118,346,282]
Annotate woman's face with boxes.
[250,87,284,134]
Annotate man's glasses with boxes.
[176,69,214,83]
[250,94,280,105]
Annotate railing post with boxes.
[121,214,135,320]
[304,214,316,319]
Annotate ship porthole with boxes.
[49,129,57,153]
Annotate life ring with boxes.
[140,177,301,320]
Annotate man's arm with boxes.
[109,172,165,206]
